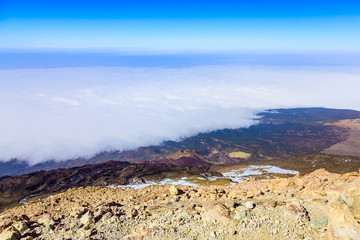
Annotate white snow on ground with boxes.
[19,164,299,204]
[221,165,299,183]
[107,177,200,189]
[106,165,299,189]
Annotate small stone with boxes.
[13,221,28,233]
[246,192,255,198]
[38,215,55,227]
[272,229,278,235]
[296,233,305,239]
[22,237,33,240]
[80,229,92,237]
[180,212,191,219]
[234,210,248,220]
[309,216,328,229]
[169,185,179,196]
[173,195,180,202]
[128,208,138,218]
[42,225,53,234]
[69,207,87,217]
[230,229,237,235]
[225,200,236,208]
[80,211,94,228]
[245,201,255,209]
[210,231,216,237]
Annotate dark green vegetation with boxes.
[1,108,360,177]
[258,107,360,124]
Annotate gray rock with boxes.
[309,216,328,229]
[234,210,249,220]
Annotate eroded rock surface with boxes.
[0,169,359,240]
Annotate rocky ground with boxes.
[1,169,360,240]
[0,160,219,212]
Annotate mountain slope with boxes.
[1,107,360,177]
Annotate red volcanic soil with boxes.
[141,157,212,167]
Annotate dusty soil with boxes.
[324,119,360,157]
[1,169,360,240]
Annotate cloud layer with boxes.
[0,65,360,164]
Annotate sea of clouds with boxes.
[1,65,360,164]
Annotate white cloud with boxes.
[0,65,359,164]
[51,97,81,106]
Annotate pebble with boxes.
[309,216,328,229]
[234,210,248,220]
[129,208,138,218]
[245,201,255,209]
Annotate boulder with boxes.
[0,227,20,240]
[13,221,28,233]
[341,179,360,222]
[201,204,235,226]
[169,185,179,196]
[37,214,55,227]
[80,211,94,228]
[327,198,360,240]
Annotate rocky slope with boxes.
[2,151,360,215]
[1,169,359,240]
[0,160,219,212]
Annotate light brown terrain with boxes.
[227,151,251,159]
[324,119,360,157]
[1,169,360,240]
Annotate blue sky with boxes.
[1,1,360,163]
[0,0,360,53]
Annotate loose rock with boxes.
[245,201,255,209]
